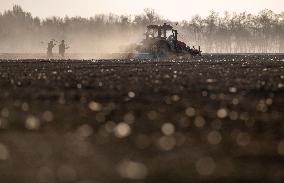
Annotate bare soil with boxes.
[0,54,284,183]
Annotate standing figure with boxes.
[47,40,56,58]
[59,40,69,58]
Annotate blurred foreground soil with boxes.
[0,54,284,183]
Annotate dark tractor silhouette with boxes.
[136,23,202,58]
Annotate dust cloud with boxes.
[1,6,284,59]
[0,5,147,58]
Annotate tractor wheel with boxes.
[155,42,170,58]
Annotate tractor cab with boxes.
[145,24,177,42]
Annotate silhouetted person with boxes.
[59,40,69,58]
[47,41,56,58]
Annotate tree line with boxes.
[0,5,284,53]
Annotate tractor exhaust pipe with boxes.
[198,46,202,56]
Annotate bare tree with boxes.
[0,5,284,53]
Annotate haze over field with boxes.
[1,0,284,21]
[0,2,284,54]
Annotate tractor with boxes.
[135,23,202,58]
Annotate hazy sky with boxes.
[1,0,284,21]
